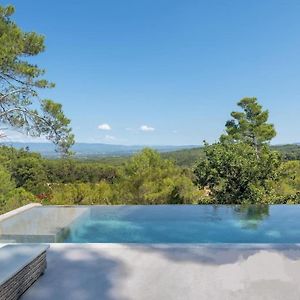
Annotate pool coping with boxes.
[3,243,300,249]
[0,203,42,222]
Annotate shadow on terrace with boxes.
[21,245,130,300]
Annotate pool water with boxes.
[1,205,300,243]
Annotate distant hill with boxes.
[0,142,198,158]
[161,144,300,167]
[1,142,299,167]
[162,147,205,167]
[272,144,300,160]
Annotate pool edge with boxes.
[0,203,42,222]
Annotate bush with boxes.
[194,143,282,204]
[0,187,36,214]
[0,164,15,195]
[11,157,49,195]
[114,148,201,204]
[49,181,114,205]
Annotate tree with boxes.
[0,164,15,195]
[3,188,36,213]
[273,160,300,202]
[195,98,282,204]
[0,145,49,194]
[11,156,48,195]
[194,142,281,204]
[116,148,201,204]
[0,5,74,155]
[0,164,35,213]
[221,97,276,154]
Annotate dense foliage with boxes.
[0,140,299,213]
[112,148,202,204]
[194,142,281,204]
[0,5,74,155]
[273,160,300,203]
[0,161,36,213]
[0,146,206,213]
[0,96,299,213]
[194,98,299,204]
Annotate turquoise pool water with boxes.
[1,205,300,243]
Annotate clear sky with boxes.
[5,0,300,145]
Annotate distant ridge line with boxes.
[0,142,199,158]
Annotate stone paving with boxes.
[21,243,300,300]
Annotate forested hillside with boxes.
[161,144,300,167]
[0,141,300,214]
[0,146,206,213]
[85,143,300,168]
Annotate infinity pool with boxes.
[1,205,300,243]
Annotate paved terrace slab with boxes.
[21,244,300,300]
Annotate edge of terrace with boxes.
[0,203,42,222]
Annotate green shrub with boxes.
[0,187,36,214]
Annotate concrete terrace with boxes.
[18,243,300,300]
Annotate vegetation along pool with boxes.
[1,205,300,243]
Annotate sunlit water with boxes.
[64,205,300,243]
[1,205,300,243]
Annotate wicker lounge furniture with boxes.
[0,244,49,300]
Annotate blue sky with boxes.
[5,0,300,145]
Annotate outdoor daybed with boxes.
[0,244,49,300]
